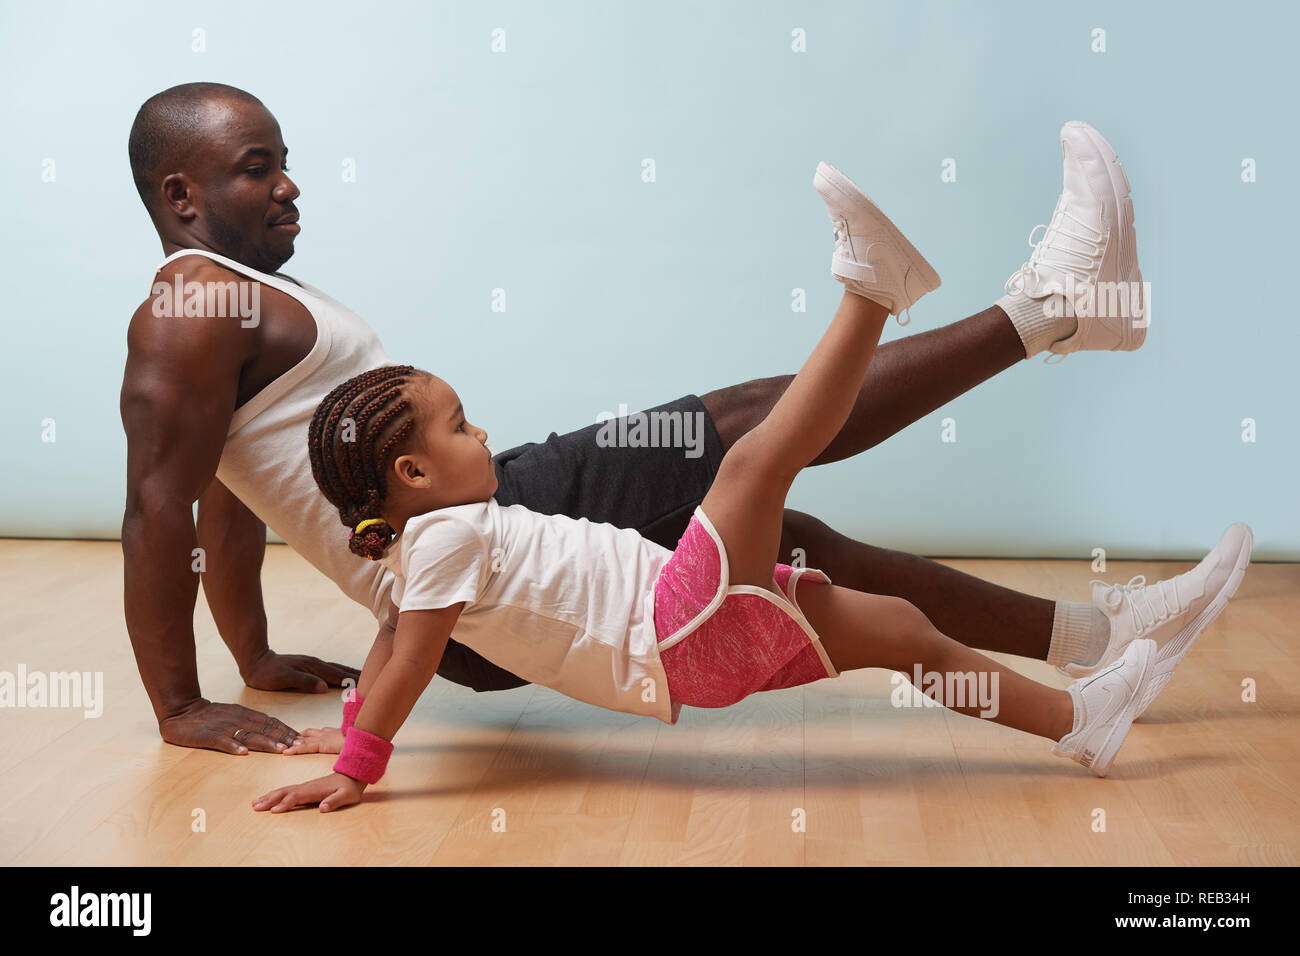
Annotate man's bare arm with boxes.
[120,263,297,753]
[195,478,270,674]
[196,478,359,692]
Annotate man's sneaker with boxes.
[814,161,941,325]
[1058,524,1254,718]
[1052,638,1155,777]
[1004,121,1147,364]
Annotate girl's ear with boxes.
[387,455,413,489]
[391,452,423,490]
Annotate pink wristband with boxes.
[333,727,393,784]
[341,693,365,734]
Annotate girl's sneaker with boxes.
[814,161,941,325]
[1052,638,1156,776]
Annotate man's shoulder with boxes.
[127,255,269,359]
[135,253,309,309]
[150,252,247,286]
[131,256,238,319]
[128,253,311,337]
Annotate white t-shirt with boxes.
[381,499,681,724]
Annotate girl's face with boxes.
[391,375,497,508]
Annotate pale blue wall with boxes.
[1,0,1295,559]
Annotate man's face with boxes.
[170,99,302,273]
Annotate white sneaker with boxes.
[1052,638,1155,777]
[814,161,941,325]
[1004,121,1146,364]
[1058,524,1255,718]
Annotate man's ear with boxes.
[160,173,197,221]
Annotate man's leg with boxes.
[778,508,1054,659]
[702,304,1025,465]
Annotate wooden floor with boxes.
[1,538,1296,866]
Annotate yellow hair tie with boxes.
[354,518,386,535]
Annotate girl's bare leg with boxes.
[700,291,890,587]
[798,582,1075,741]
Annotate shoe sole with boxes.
[814,162,942,300]
[1063,121,1145,351]
[1091,638,1155,776]
[1135,524,1254,717]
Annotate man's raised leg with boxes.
[701,303,1027,466]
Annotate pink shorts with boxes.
[652,507,839,721]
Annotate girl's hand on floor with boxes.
[252,773,366,813]
[282,726,345,754]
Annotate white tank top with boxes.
[154,249,398,623]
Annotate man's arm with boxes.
[195,478,270,676]
[196,477,359,692]
[121,264,296,753]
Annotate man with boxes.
[120,82,1250,754]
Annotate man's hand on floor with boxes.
[241,649,361,693]
[159,699,302,754]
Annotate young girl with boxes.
[254,161,1162,814]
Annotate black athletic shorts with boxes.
[433,394,726,692]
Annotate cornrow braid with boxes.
[308,364,432,561]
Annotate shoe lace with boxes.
[832,220,849,257]
[1003,200,1105,366]
[898,264,918,327]
[1090,574,1183,636]
[1003,199,1105,298]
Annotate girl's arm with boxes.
[252,602,464,814]
[280,599,400,755]
[351,603,462,742]
[357,605,398,698]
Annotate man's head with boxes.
[129,82,301,272]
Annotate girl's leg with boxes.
[701,291,890,587]
[797,582,1075,741]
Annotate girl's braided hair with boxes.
[308,364,432,561]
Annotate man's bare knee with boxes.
[778,509,857,570]
[700,376,793,453]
